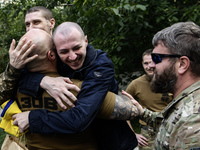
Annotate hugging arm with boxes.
[110,94,139,120]
[25,55,116,134]
[13,87,142,133]
[0,38,37,104]
[19,72,80,109]
[19,71,80,109]
[96,93,140,120]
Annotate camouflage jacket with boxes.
[0,63,21,105]
[141,80,200,150]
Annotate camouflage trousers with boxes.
[139,125,156,150]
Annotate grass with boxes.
[0,128,6,148]
[0,108,6,148]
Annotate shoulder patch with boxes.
[94,71,103,78]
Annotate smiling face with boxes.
[142,54,154,80]
[25,11,54,35]
[54,29,88,70]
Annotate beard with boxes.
[150,63,177,94]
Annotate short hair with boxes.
[142,49,153,59]
[53,22,85,40]
[152,22,200,77]
[26,6,53,20]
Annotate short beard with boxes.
[150,64,177,94]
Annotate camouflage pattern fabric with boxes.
[0,63,21,105]
[140,81,200,150]
[139,125,156,150]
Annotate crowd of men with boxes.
[1,6,200,150]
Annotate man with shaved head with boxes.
[13,29,93,150]
[15,22,138,149]
[0,6,79,106]
[0,7,137,149]
[11,28,139,149]
[23,30,55,72]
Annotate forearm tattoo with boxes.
[109,94,139,120]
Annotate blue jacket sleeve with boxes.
[19,69,45,97]
[29,55,117,134]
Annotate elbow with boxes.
[72,122,88,133]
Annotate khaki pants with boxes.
[1,134,28,150]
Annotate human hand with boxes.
[9,37,38,69]
[12,111,30,133]
[40,76,80,109]
[121,90,144,116]
[136,133,148,147]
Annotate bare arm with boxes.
[12,89,143,133]
[12,93,140,133]
[114,91,147,147]
[109,94,139,120]
[109,90,144,119]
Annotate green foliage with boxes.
[0,128,6,147]
[0,0,200,84]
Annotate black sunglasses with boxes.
[151,53,182,64]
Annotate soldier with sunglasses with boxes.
[126,49,172,150]
[124,22,200,149]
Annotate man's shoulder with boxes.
[96,49,110,59]
[93,50,114,67]
[86,45,113,66]
[192,88,200,113]
[173,88,200,115]
[130,75,147,84]
[182,82,200,114]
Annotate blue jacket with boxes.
[19,44,137,150]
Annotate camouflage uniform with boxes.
[126,74,172,150]
[0,63,21,105]
[140,125,156,149]
[141,80,200,150]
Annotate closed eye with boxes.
[59,49,69,54]
[72,45,82,51]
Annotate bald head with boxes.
[23,28,53,53]
[21,29,56,73]
[53,22,85,40]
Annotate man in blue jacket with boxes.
[17,22,137,149]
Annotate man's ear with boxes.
[49,18,55,30]
[47,50,56,60]
[178,56,190,74]
[85,35,88,47]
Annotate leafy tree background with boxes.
[0,0,200,147]
[0,0,200,86]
